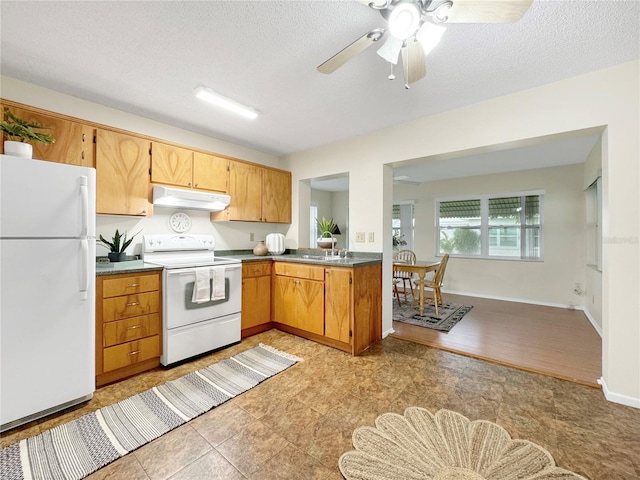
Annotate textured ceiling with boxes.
[1,0,638,160]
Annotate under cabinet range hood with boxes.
[152,186,230,211]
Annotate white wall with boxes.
[1,75,289,254]
[394,164,586,307]
[282,61,640,407]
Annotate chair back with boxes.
[393,250,416,279]
[433,254,449,286]
[394,249,416,264]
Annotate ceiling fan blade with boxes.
[317,28,385,74]
[376,36,403,64]
[439,0,533,23]
[401,40,426,86]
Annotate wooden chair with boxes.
[393,249,416,306]
[412,254,449,315]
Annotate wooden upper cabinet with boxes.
[2,105,94,167]
[193,152,227,192]
[212,160,291,223]
[96,129,151,216]
[217,160,262,221]
[262,168,292,223]
[150,142,193,187]
[151,144,228,193]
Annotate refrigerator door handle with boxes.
[79,238,89,300]
[79,176,88,237]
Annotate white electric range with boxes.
[142,234,241,366]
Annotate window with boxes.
[437,192,543,260]
[392,202,414,250]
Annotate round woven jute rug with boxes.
[339,407,586,480]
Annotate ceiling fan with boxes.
[317,0,533,88]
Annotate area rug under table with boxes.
[339,407,586,480]
[0,343,302,480]
[393,300,473,332]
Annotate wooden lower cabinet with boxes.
[241,262,273,337]
[96,271,162,386]
[272,262,381,355]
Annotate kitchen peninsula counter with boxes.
[221,252,382,267]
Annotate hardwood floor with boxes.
[391,291,602,387]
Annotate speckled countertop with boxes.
[95,259,163,276]
[218,250,382,267]
[96,250,382,275]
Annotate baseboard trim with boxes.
[443,289,574,309]
[382,327,395,338]
[582,308,603,337]
[598,377,640,408]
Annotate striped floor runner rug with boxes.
[1,343,302,480]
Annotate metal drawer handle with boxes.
[126,325,141,330]
[128,350,140,356]
[127,283,141,287]
[126,302,140,307]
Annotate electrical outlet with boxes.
[368,232,375,242]
[356,232,365,242]
[250,232,254,242]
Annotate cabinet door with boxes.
[193,152,227,192]
[3,106,93,167]
[295,278,325,336]
[241,274,271,330]
[262,168,292,224]
[274,276,297,328]
[325,268,352,343]
[96,129,150,215]
[225,160,262,221]
[151,142,193,187]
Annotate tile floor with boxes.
[2,329,639,479]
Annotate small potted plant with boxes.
[316,216,339,249]
[98,229,141,262]
[1,110,56,158]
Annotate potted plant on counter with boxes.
[316,216,340,249]
[98,229,141,262]
[1,109,56,158]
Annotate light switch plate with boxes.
[356,232,365,242]
[368,232,375,242]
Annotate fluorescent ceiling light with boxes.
[416,23,446,56]
[193,85,258,120]
[389,2,421,40]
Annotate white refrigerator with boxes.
[0,154,96,431]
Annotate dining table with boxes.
[393,259,441,316]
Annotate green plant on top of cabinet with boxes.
[96,129,151,216]
[212,159,291,223]
[151,142,228,193]
[1,102,94,167]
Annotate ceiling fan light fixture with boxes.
[388,2,421,40]
[193,85,258,120]
[416,22,446,55]
[376,36,404,64]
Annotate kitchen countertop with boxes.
[222,253,382,267]
[96,259,163,276]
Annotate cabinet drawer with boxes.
[103,313,160,347]
[273,262,324,281]
[103,292,159,322]
[103,335,160,373]
[243,262,272,278]
[103,274,159,298]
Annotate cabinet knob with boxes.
[126,325,141,330]
[126,302,140,307]
[128,350,140,356]
[127,283,141,287]
[188,182,192,186]
[194,183,198,187]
